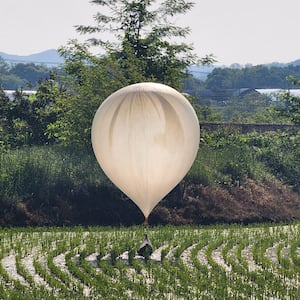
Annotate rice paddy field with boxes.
[0,223,300,299]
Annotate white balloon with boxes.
[91,82,200,221]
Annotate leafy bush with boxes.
[187,131,269,186]
[0,146,103,203]
[256,131,300,192]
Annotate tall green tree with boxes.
[75,0,205,89]
[0,73,60,148]
[50,0,213,148]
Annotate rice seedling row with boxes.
[0,224,299,299]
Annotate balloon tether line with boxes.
[143,217,149,226]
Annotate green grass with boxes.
[0,146,107,204]
[188,130,300,189]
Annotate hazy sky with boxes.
[1,0,300,66]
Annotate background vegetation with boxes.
[205,64,300,90]
[0,0,299,226]
[0,128,299,226]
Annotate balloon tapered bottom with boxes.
[143,217,149,226]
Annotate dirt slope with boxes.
[150,179,300,225]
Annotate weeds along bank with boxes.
[0,223,300,299]
[0,130,299,226]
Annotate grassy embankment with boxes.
[0,130,299,226]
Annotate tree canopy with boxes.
[50,0,206,147]
[73,0,204,89]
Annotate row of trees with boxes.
[2,56,300,93]
[2,58,300,93]
[205,64,300,91]
[0,57,59,89]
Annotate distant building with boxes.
[233,88,262,98]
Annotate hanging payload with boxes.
[138,233,153,259]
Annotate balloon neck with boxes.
[143,217,149,226]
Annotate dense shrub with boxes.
[257,132,300,192]
[187,131,269,186]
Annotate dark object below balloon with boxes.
[138,234,153,260]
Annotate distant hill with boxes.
[1,49,300,75]
[290,59,300,66]
[0,49,64,66]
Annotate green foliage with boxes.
[205,64,300,91]
[0,89,36,148]
[0,74,25,90]
[0,145,143,226]
[257,131,300,192]
[188,131,267,186]
[75,0,199,90]
[248,106,290,124]
[10,63,50,88]
[276,77,300,125]
[48,0,210,148]
[0,146,106,219]
[50,45,127,148]
[0,80,58,148]
[193,104,222,123]
[0,129,299,226]
[184,66,300,124]
[0,56,9,74]
[187,129,300,192]
[0,56,60,89]
[226,93,273,122]
[1,224,300,298]
[182,74,206,95]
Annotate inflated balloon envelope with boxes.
[91,82,200,224]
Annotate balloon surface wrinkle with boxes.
[108,95,126,148]
[153,92,184,151]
